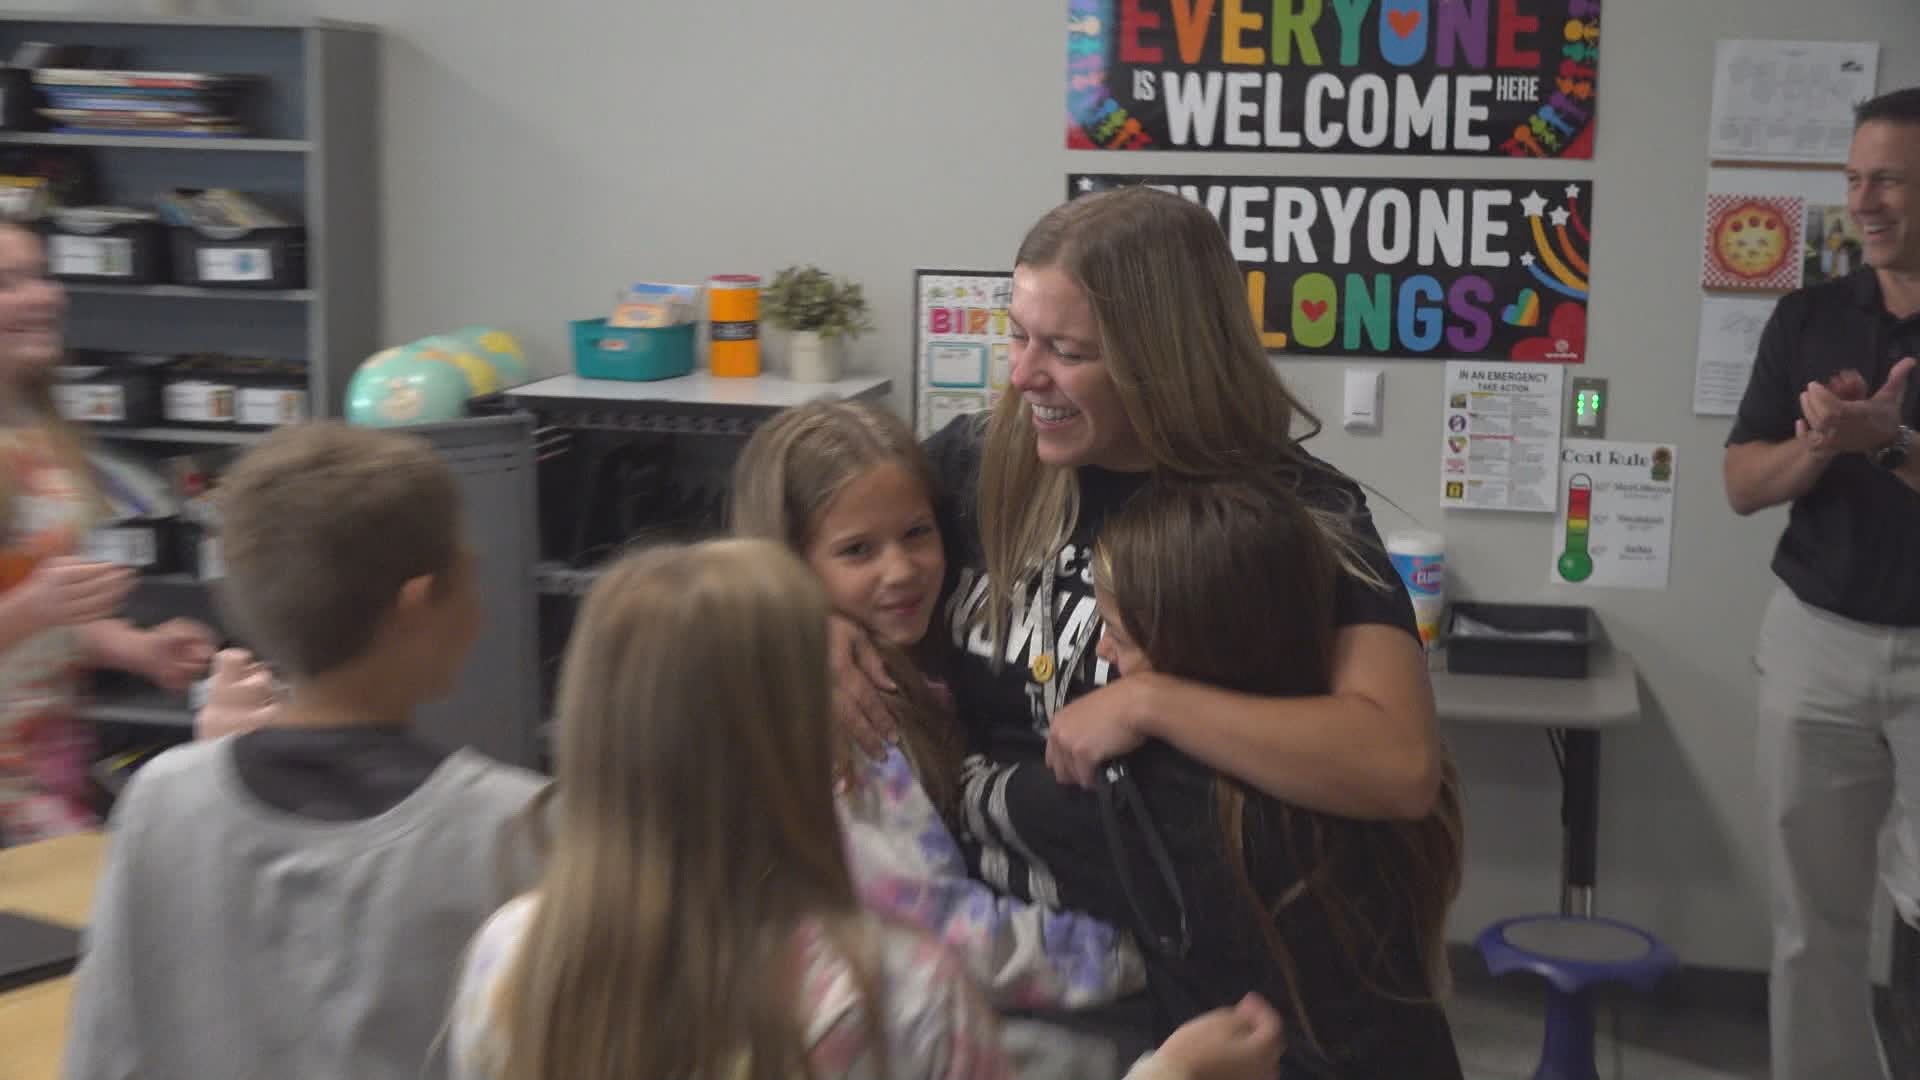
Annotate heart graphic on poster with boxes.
[1501,289,1542,327]
[1386,9,1422,37]
[1508,302,1586,362]
[1300,299,1328,322]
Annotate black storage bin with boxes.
[0,67,36,131]
[44,211,168,284]
[231,371,308,428]
[167,519,225,582]
[160,357,306,429]
[170,225,305,290]
[51,363,163,427]
[160,370,238,427]
[79,517,182,575]
[1445,602,1594,679]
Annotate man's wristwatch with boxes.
[1875,424,1914,470]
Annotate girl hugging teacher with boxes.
[834,186,1467,1080]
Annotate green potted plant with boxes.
[761,264,873,382]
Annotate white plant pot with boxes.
[788,330,844,383]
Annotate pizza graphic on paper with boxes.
[1715,206,1790,275]
[1702,194,1804,292]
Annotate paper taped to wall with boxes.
[1694,295,1776,417]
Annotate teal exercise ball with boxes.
[345,343,476,427]
[450,327,532,388]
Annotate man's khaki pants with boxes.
[1758,586,1920,1079]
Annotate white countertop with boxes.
[1429,647,1641,729]
[507,372,892,409]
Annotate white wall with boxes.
[67,0,1920,970]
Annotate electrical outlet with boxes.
[1569,376,1607,439]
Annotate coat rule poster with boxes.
[1069,174,1593,362]
[1067,0,1601,157]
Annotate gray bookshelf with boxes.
[0,13,381,732]
[0,12,380,423]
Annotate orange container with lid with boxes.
[708,274,761,378]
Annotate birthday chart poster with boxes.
[1070,174,1594,362]
[913,270,1013,438]
[1067,0,1600,158]
[1549,439,1675,589]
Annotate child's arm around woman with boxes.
[446,539,1282,1080]
[842,741,1146,1011]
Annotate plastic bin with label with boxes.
[170,224,306,290]
[80,517,182,575]
[51,363,164,426]
[162,357,306,428]
[45,209,168,284]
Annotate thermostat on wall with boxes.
[1343,367,1383,432]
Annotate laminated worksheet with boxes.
[1693,295,1775,417]
[1708,40,1878,165]
[1441,362,1564,513]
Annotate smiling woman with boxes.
[1007,265,1147,473]
[0,223,217,848]
[822,187,1453,1065]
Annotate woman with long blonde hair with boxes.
[448,538,1284,1080]
[824,187,1448,1064]
[0,222,214,845]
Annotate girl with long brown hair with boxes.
[0,222,214,845]
[1091,477,1465,1078]
[730,400,1147,1014]
[448,538,1285,1080]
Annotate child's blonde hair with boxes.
[729,400,935,551]
[730,400,962,822]
[1095,477,1465,1051]
[495,539,887,1080]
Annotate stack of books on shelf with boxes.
[32,68,258,138]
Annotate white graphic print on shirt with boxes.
[946,541,1114,737]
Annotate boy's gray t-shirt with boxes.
[61,737,544,1080]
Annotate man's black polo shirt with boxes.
[1729,268,1920,626]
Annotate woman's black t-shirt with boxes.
[923,413,1418,760]
[923,415,1460,1079]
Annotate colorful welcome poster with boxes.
[1067,0,1600,157]
[1070,174,1594,362]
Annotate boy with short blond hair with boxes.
[64,422,544,1080]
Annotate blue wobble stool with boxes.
[1475,914,1678,1080]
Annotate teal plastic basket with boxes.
[570,319,695,382]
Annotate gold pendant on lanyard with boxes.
[1029,653,1056,683]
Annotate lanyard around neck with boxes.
[1030,566,1103,722]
